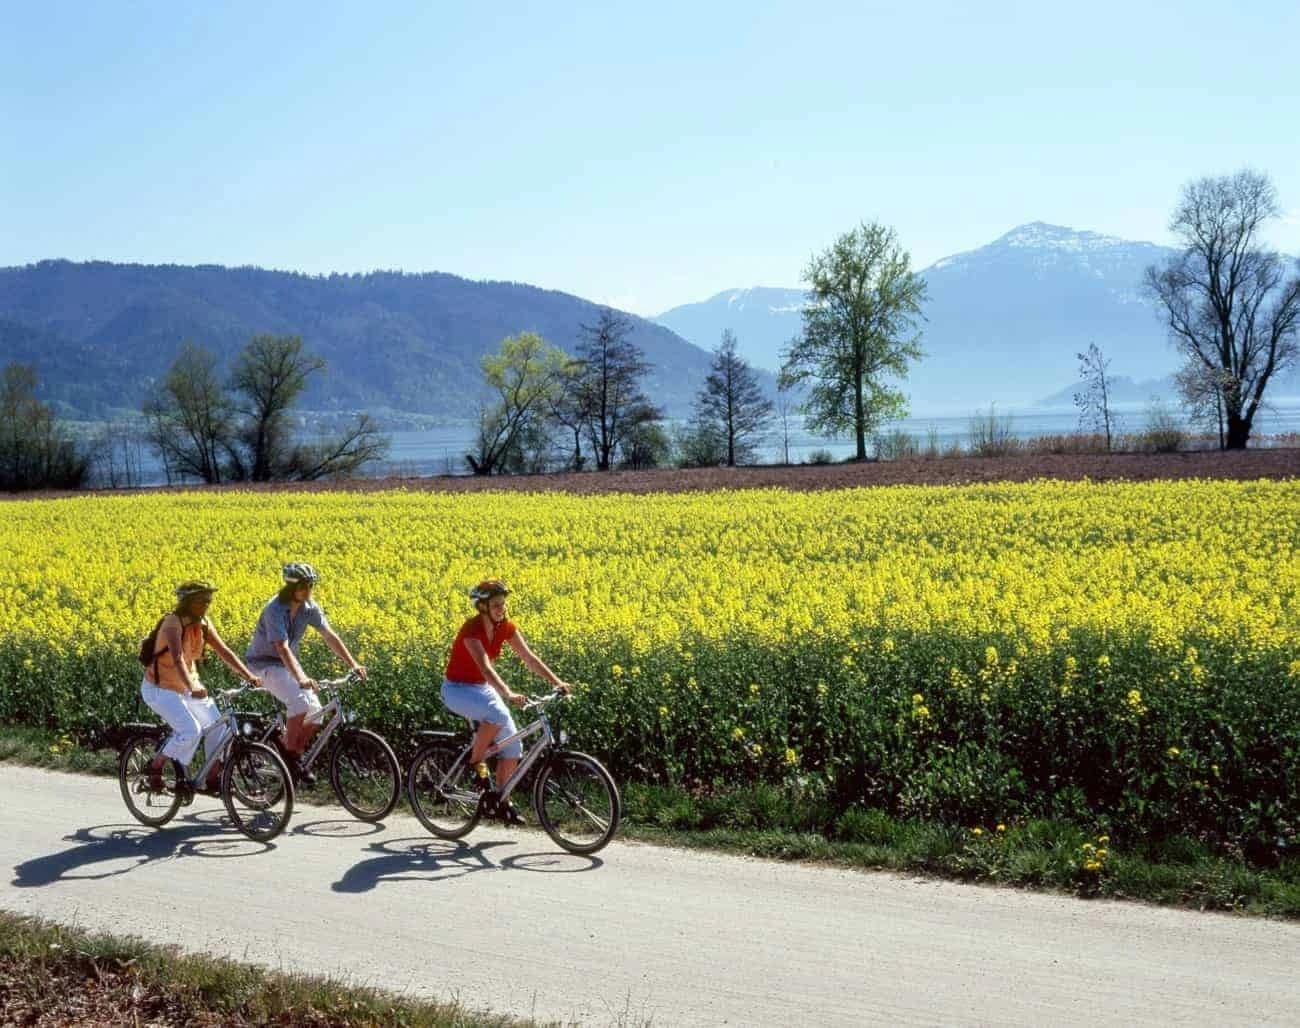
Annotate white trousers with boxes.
[140,678,229,765]
[257,663,323,719]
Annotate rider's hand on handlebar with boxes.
[553,680,574,695]
[299,678,317,692]
[351,665,368,681]
[189,684,208,700]
[505,690,527,708]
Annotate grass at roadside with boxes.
[6,724,1298,919]
[0,910,541,1027]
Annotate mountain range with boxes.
[0,262,731,421]
[4,224,1297,425]
[655,223,1300,414]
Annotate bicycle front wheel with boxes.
[329,728,401,822]
[533,751,621,855]
[118,733,181,828]
[222,741,295,842]
[407,740,480,839]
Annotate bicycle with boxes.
[235,669,401,822]
[118,685,295,842]
[406,691,620,855]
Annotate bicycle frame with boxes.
[437,697,561,803]
[247,674,355,771]
[158,689,248,788]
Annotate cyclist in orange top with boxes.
[440,579,572,824]
[140,581,262,794]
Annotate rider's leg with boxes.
[469,720,498,765]
[141,680,204,773]
[183,692,228,790]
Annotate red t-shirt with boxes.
[444,616,518,684]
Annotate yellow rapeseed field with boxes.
[2,479,1297,841]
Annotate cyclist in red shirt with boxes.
[441,579,572,824]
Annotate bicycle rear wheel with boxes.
[329,728,401,822]
[407,740,480,839]
[533,751,620,855]
[118,732,181,828]
[222,741,294,842]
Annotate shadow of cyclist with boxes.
[11,817,275,888]
[332,836,601,893]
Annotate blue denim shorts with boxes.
[440,679,521,757]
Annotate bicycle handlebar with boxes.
[522,690,569,710]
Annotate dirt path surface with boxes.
[2,765,1297,1026]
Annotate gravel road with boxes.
[2,764,1296,1026]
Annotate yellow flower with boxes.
[996,823,1006,833]
[1167,746,1180,758]
[732,727,746,741]
[658,705,670,718]
[882,636,896,654]
[784,747,799,767]
[1097,654,1111,670]
[971,826,983,836]
[816,681,828,697]
[749,743,763,758]
[749,683,760,696]
[984,646,999,666]
[611,664,623,678]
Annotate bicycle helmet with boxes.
[282,562,320,585]
[175,580,218,601]
[468,579,511,604]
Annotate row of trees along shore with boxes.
[2,168,1298,490]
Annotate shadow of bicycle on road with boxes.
[332,835,603,894]
[11,816,276,888]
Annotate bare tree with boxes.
[0,363,87,490]
[775,386,796,465]
[229,334,325,481]
[780,221,927,460]
[1073,343,1120,451]
[144,342,236,484]
[87,420,147,487]
[695,330,773,466]
[575,309,659,471]
[1145,170,1300,449]
[545,355,591,471]
[1173,356,1234,449]
[286,413,390,480]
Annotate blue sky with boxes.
[4,1,1298,315]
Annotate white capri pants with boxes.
[257,663,324,719]
[140,678,230,766]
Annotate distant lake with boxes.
[368,398,1300,477]
[112,397,1300,486]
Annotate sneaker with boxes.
[497,798,527,827]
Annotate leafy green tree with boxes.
[695,330,773,466]
[779,222,927,460]
[1145,170,1300,449]
[0,363,87,491]
[468,332,570,475]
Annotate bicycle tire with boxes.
[222,740,295,842]
[407,740,480,839]
[329,727,401,822]
[533,750,621,855]
[118,732,181,828]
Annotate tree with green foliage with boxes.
[695,330,773,466]
[779,222,927,461]
[0,363,87,491]
[1145,170,1300,449]
[468,332,570,475]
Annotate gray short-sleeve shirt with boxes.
[245,597,331,667]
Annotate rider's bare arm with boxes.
[507,633,572,693]
[465,638,526,707]
[319,626,367,680]
[204,625,260,686]
[274,639,314,689]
